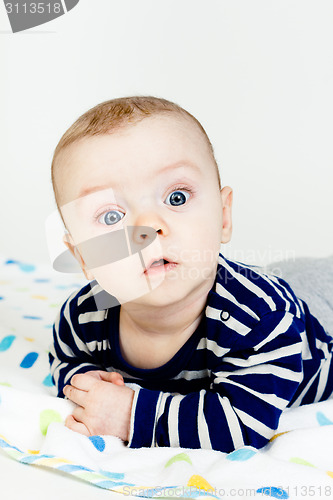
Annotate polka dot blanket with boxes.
[1,254,333,499]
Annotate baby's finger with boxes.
[70,372,98,391]
[65,414,90,436]
[111,372,125,386]
[99,371,125,386]
[63,384,86,407]
[82,370,103,381]
[72,405,85,424]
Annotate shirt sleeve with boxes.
[48,294,104,398]
[126,310,305,452]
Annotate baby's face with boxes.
[57,114,232,307]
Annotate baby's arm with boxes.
[49,291,112,396]
[49,293,134,441]
[49,319,103,398]
[127,311,304,452]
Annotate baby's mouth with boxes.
[150,258,168,268]
[144,258,177,274]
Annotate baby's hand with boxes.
[63,370,134,441]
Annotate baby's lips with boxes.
[143,257,177,273]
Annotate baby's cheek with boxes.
[92,254,164,304]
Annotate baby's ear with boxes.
[62,233,94,281]
[220,186,233,244]
[62,232,75,253]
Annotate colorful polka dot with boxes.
[316,411,333,426]
[187,474,213,492]
[290,457,315,467]
[0,335,16,352]
[88,435,106,452]
[269,431,289,442]
[4,260,35,272]
[19,263,36,273]
[22,315,42,320]
[165,452,192,467]
[31,295,47,300]
[257,487,289,499]
[20,352,39,368]
[226,448,257,461]
[42,374,54,387]
[39,409,63,436]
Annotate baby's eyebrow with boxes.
[78,162,201,199]
[158,161,201,175]
[78,184,112,199]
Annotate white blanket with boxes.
[1,255,333,499]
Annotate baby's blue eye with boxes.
[165,190,190,206]
[98,210,124,225]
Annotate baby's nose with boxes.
[130,225,161,250]
[132,211,168,239]
[136,226,162,238]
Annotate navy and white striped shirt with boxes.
[49,252,333,452]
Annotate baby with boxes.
[49,96,333,452]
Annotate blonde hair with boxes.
[51,96,221,211]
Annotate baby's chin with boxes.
[111,276,213,312]
[119,288,188,310]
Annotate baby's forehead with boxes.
[55,112,214,205]
[58,113,206,166]
[79,112,205,146]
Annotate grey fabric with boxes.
[262,255,333,337]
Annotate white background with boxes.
[1,0,332,268]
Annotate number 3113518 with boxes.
[5,3,62,14]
